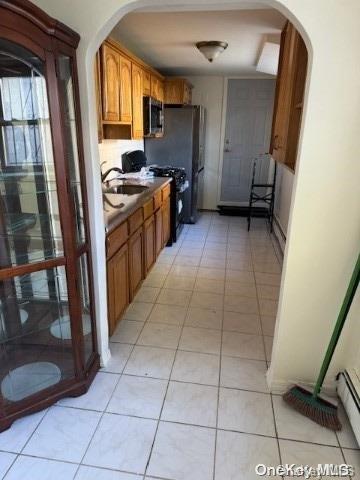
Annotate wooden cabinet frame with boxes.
[0,0,99,431]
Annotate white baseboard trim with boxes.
[338,371,360,446]
[267,375,338,397]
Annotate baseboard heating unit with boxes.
[337,370,360,446]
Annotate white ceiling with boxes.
[111,8,286,76]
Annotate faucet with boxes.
[101,167,124,183]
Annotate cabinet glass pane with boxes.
[0,266,74,404]
[0,39,63,268]
[77,253,94,364]
[56,56,85,245]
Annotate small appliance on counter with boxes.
[121,150,188,243]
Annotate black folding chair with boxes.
[247,154,277,232]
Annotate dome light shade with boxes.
[196,41,228,63]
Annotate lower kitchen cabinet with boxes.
[155,208,163,256]
[129,227,144,300]
[107,243,129,335]
[162,195,171,247]
[144,214,156,274]
[106,182,171,332]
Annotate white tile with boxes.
[134,286,160,303]
[194,278,225,294]
[257,284,280,300]
[57,372,119,411]
[272,395,338,446]
[279,439,344,479]
[123,302,153,321]
[179,327,221,355]
[0,452,16,478]
[258,298,278,316]
[178,247,204,257]
[200,257,226,269]
[101,343,133,374]
[225,269,255,284]
[197,267,225,280]
[5,456,78,480]
[225,281,257,297]
[336,404,360,449]
[151,263,172,275]
[171,350,220,386]
[147,303,187,326]
[0,409,47,453]
[255,272,281,286]
[164,274,196,291]
[137,323,181,349]
[156,288,192,306]
[162,381,218,427]
[224,295,259,314]
[107,375,167,419]
[253,261,281,274]
[111,320,143,344]
[186,307,223,330]
[174,255,201,266]
[142,271,166,288]
[343,449,360,479]
[223,311,262,335]
[190,291,224,309]
[226,258,253,271]
[147,422,215,480]
[83,414,157,474]
[23,406,101,462]
[222,331,265,360]
[169,265,198,278]
[264,336,274,362]
[124,346,175,379]
[218,388,275,436]
[76,466,142,480]
[221,357,269,393]
[215,430,280,480]
[261,315,277,336]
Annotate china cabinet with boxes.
[0,0,99,430]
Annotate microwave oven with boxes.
[143,96,164,137]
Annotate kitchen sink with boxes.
[103,184,149,195]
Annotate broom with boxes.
[283,252,360,431]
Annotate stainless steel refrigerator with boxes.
[145,105,205,224]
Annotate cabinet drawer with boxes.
[107,221,128,259]
[143,199,154,220]
[128,208,143,234]
[162,184,171,200]
[153,190,162,210]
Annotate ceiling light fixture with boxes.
[196,41,228,63]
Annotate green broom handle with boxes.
[313,253,360,399]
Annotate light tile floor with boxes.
[1,213,359,480]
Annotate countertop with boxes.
[103,177,172,233]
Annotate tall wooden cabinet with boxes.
[270,21,308,171]
[119,55,132,123]
[0,0,99,430]
[132,63,144,139]
[101,44,120,122]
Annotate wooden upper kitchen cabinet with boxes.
[143,70,151,96]
[101,43,120,121]
[107,243,129,335]
[164,78,193,105]
[151,75,164,102]
[270,21,308,171]
[132,63,144,139]
[119,54,132,123]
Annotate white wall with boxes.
[99,139,144,172]
[31,0,360,393]
[185,76,224,210]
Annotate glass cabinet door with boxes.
[0,39,75,406]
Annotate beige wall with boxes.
[31,0,360,392]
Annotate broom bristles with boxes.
[283,386,342,431]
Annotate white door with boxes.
[220,79,275,205]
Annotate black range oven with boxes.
[149,166,187,244]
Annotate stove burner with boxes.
[149,165,186,189]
